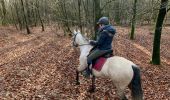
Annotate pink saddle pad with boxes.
[93,57,107,71]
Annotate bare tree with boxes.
[20,0,31,34]
[130,0,137,40]
[94,0,102,39]
[1,0,169,38]
[58,0,72,34]
[35,0,45,31]
[14,0,23,30]
[151,0,168,65]
[1,0,7,25]
[78,0,82,32]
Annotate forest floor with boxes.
[0,25,169,100]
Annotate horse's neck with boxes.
[79,45,93,55]
[76,34,93,55]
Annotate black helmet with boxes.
[97,17,109,25]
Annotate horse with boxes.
[72,30,143,100]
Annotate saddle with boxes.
[92,49,113,71]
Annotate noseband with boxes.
[73,32,79,47]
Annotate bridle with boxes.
[72,32,90,47]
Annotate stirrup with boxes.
[82,70,90,78]
[82,65,91,78]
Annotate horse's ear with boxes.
[77,30,80,33]
[73,30,77,35]
[84,33,88,37]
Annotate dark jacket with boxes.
[90,25,116,50]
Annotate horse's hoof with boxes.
[114,97,120,100]
[122,96,128,100]
[88,88,95,93]
[76,81,80,85]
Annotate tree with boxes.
[114,1,121,25]
[25,0,31,25]
[20,0,31,34]
[35,0,45,31]
[14,0,23,30]
[130,0,137,40]
[0,0,169,37]
[78,0,82,33]
[58,0,72,34]
[1,0,7,25]
[151,0,168,65]
[94,0,102,40]
[10,3,18,30]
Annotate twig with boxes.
[101,0,115,11]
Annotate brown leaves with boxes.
[0,26,169,99]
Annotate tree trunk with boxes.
[14,1,23,30]
[1,0,7,25]
[33,4,38,27]
[10,5,18,30]
[151,0,168,65]
[78,0,82,33]
[94,0,102,40]
[59,0,72,34]
[130,0,137,40]
[36,0,45,31]
[115,1,121,25]
[44,0,49,25]
[149,0,154,24]
[25,0,31,25]
[20,0,31,34]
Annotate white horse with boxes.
[72,30,143,100]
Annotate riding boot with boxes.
[82,63,91,78]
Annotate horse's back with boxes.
[108,56,135,67]
[101,56,135,88]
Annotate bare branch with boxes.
[101,0,115,11]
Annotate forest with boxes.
[0,0,170,99]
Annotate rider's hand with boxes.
[89,40,97,46]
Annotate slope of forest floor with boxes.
[0,26,169,100]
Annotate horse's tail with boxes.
[130,65,143,100]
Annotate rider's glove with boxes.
[89,40,97,46]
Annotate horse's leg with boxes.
[117,90,128,100]
[88,75,96,93]
[76,70,80,85]
[116,87,128,100]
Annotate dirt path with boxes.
[132,43,170,65]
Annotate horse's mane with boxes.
[81,34,89,43]
[77,31,89,44]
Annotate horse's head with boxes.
[72,30,89,47]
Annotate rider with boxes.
[82,17,116,78]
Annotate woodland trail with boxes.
[0,26,169,100]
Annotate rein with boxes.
[73,32,90,47]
